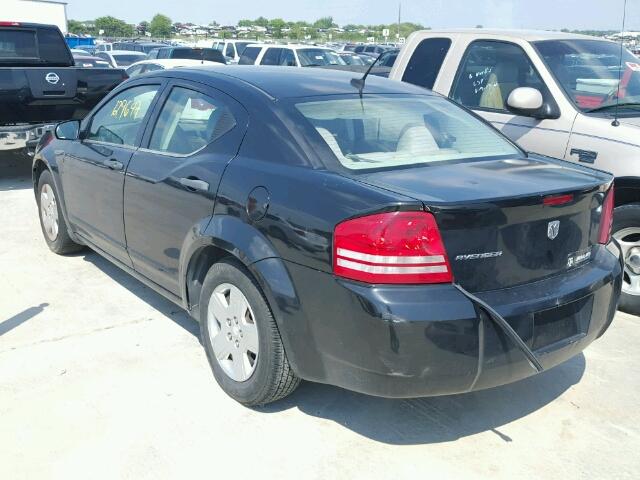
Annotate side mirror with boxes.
[507,87,543,112]
[506,87,561,120]
[55,120,80,140]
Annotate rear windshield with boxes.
[295,95,520,170]
[297,49,345,67]
[0,26,71,65]
[113,54,145,66]
[170,48,225,63]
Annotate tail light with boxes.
[598,184,614,244]
[333,211,453,284]
[0,22,20,26]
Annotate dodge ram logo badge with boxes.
[45,72,60,85]
[547,220,560,240]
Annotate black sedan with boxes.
[32,66,622,405]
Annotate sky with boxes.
[64,0,640,31]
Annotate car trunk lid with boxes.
[356,156,612,292]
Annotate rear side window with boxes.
[149,87,236,155]
[261,48,283,65]
[88,85,159,146]
[224,43,235,58]
[402,38,451,90]
[238,46,260,65]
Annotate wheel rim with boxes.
[40,184,59,242]
[207,283,259,382]
[613,227,640,296]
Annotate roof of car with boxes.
[130,59,221,68]
[414,28,613,42]
[244,44,333,50]
[165,65,434,99]
[108,50,147,56]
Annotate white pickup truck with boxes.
[389,29,640,314]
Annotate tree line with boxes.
[67,14,426,41]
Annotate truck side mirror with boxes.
[506,87,560,120]
[55,120,80,141]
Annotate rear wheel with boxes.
[37,170,83,255]
[612,204,640,315]
[199,258,300,405]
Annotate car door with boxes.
[449,40,575,159]
[60,82,164,266]
[123,80,248,294]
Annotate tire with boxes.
[612,203,640,315]
[36,170,84,255]
[199,258,300,406]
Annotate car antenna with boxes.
[350,50,386,98]
[612,0,628,127]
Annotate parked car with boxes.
[0,22,127,158]
[389,29,640,314]
[125,59,222,78]
[238,44,345,67]
[95,50,147,68]
[73,54,112,68]
[33,66,621,405]
[112,41,167,54]
[147,47,226,64]
[354,44,393,57]
[212,40,252,63]
[337,52,366,65]
[95,42,114,52]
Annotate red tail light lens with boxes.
[543,193,574,206]
[0,22,20,26]
[598,185,614,244]
[333,211,453,284]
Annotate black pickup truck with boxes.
[0,22,127,157]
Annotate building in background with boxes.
[2,0,68,34]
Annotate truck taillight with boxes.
[333,211,453,284]
[598,185,614,244]
[0,21,21,26]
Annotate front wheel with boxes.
[612,203,640,315]
[199,258,300,405]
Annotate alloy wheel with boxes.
[613,227,640,296]
[40,184,59,242]
[207,283,259,382]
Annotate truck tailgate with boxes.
[0,67,125,125]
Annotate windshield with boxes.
[535,39,640,112]
[113,54,145,66]
[297,49,346,67]
[295,95,520,171]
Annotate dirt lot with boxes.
[1,156,639,479]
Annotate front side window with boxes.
[225,43,235,58]
[279,49,296,66]
[239,46,260,65]
[402,38,451,90]
[88,85,159,146]
[261,48,283,65]
[535,39,640,112]
[451,40,546,112]
[295,95,520,171]
[149,87,236,155]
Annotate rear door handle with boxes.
[104,159,124,170]
[178,177,209,192]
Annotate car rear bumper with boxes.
[267,243,622,398]
[0,124,54,153]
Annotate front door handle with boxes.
[104,159,124,170]
[178,177,209,192]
